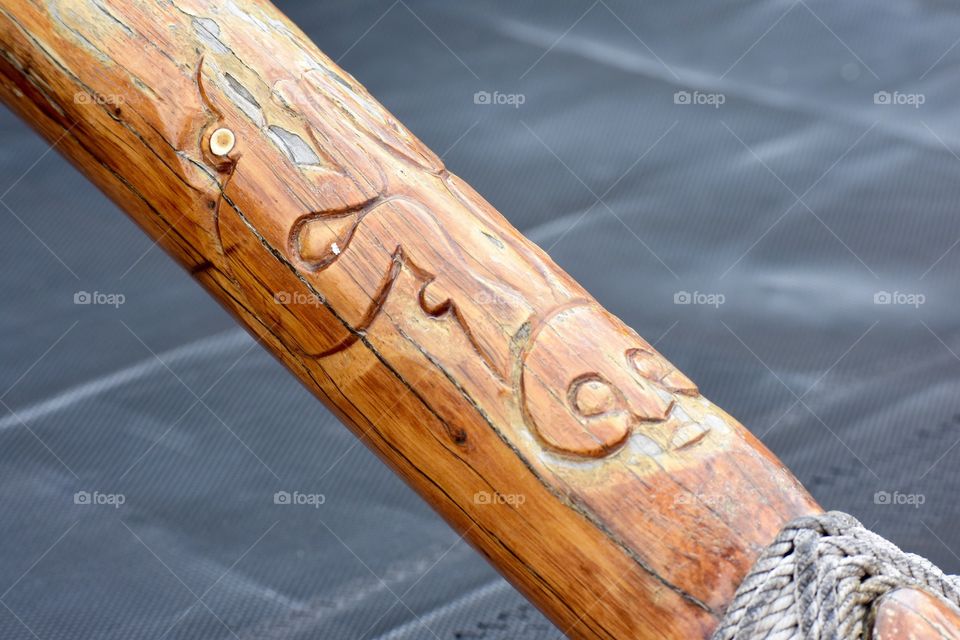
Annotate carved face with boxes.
[194,57,381,358]
[522,305,697,458]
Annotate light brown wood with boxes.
[872,588,960,640]
[0,2,821,637]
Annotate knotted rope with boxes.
[712,511,960,639]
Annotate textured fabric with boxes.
[1,1,960,638]
[713,512,960,640]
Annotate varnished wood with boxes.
[872,588,960,640]
[0,2,822,637]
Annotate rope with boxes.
[711,511,960,640]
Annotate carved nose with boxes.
[628,348,698,397]
[620,376,673,422]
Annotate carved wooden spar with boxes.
[0,1,830,637]
[873,588,960,640]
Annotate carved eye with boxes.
[531,375,632,458]
[571,377,618,417]
[294,215,358,268]
[209,127,236,157]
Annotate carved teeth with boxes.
[210,127,236,156]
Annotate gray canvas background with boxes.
[2,1,960,638]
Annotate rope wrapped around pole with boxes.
[713,512,960,640]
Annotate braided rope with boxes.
[711,511,960,640]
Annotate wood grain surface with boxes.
[0,1,822,637]
[872,588,960,640]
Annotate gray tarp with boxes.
[1,1,958,637]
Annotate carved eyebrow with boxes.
[191,17,229,54]
[224,72,262,123]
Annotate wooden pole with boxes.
[872,588,960,640]
[0,1,821,637]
